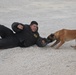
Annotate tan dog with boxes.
[47,29,76,49]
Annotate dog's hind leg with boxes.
[71,46,76,49]
[51,40,60,47]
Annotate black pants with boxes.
[0,25,19,49]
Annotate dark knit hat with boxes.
[30,21,38,25]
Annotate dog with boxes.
[47,29,76,49]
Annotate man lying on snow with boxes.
[0,21,48,49]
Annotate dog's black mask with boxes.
[47,34,55,43]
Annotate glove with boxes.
[36,38,48,47]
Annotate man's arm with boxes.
[11,22,24,33]
[19,37,48,47]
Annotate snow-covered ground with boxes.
[0,0,76,75]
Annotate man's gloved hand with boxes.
[36,38,48,47]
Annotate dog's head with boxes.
[47,34,55,43]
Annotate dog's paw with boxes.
[71,45,76,49]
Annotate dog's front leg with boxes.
[56,41,65,49]
[51,40,60,47]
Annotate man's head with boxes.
[30,21,38,32]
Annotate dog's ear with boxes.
[50,34,54,37]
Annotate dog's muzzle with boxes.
[47,38,53,43]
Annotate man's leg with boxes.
[0,36,19,49]
[0,25,13,38]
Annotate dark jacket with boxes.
[12,22,47,47]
